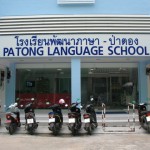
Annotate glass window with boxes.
[81,67,138,109]
[16,68,71,108]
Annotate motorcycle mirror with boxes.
[8,105,12,109]
[65,104,68,107]
[14,103,18,107]
[139,103,145,106]
[16,97,20,101]
[76,98,80,103]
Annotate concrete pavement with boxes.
[0,109,149,150]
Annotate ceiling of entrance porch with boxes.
[0,56,150,65]
[17,67,136,75]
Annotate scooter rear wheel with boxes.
[28,128,34,135]
[9,124,14,135]
[52,125,59,136]
[72,129,77,136]
[87,126,92,135]
[147,122,150,133]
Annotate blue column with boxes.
[138,62,147,103]
[5,63,16,108]
[71,58,81,103]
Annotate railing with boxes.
[101,103,136,132]
[101,103,106,128]
[127,103,135,131]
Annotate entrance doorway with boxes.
[81,68,138,109]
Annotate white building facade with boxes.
[0,0,150,111]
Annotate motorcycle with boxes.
[5,103,21,135]
[138,102,150,133]
[48,99,65,135]
[48,104,63,135]
[67,100,82,135]
[0,105,1,126]
[24,98,38,135]
[83,103,98,135]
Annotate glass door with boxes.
[110,77,122,108]
[92,77,109,107]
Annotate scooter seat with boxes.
[140,111,150,115]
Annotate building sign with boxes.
[0,34,150,57]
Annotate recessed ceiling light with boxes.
[57,68,62,71]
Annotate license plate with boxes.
[27,119,34,124]
[6,120,11,123]
[84,118,90,123]
[146,116,150,122]
[69,118,75,123]
[49,118,55,123]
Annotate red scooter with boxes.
[5,103,21,135]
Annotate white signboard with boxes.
[0,34,150,57]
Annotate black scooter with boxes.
[67,100,82,135]
[48,104,63,135]
[138,102,150,133]
[83,103,98,135]
[24,99,38,135]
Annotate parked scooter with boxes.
[67,100,82,135]
[83,98,98,135]
[5,103,21,135]
[48,99,65,135]
[138,102,150,133]
[0,105,1,126]
[24,98,38,135]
